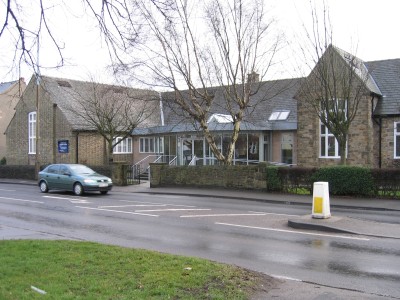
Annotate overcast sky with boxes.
[1,0,399,85]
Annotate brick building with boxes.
[6,75,160,166]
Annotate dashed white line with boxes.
[99,204,168,209]
[0,196,44,204]
[119,200,196,208]
[43,195,91,204]
[181,213,267,218]
[76,206,159,217]
[216,222,370,241]
[135,208,211,212]
[43,195,86,200]
[249,211,300,217]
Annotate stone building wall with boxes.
[297,94,380,168]
[0,78,26,161]
[6,78,111,166]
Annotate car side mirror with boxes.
[63,171,71,176]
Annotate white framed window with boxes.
[28,112,36,154]
[113,137,132,154]
[394,122,400,158]
[139,137,164,153]
[320,123,340,158]
[319,99,347,159]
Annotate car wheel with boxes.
[100,191,108,195]
[73,183,84,196]
[39,181,49,193]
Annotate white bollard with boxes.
[312,181,331,219]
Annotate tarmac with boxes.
[1,178,400,239]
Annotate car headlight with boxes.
[83,179,96,184]
[108,179,112,184]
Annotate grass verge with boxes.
[0,240,272,299]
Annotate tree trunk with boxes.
[339,139,347,165]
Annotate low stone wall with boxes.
[0,165,36,180]
[150,163,268,190]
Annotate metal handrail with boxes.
[188,155,197,166]
[169,156,177,165]
[133,155,178,179]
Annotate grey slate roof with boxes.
[0,80,18,94]
[365,59,400,116]
[133,78,300,135]
[36,75,161,131]
[334,46,382,96]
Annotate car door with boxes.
[58,165,75,191]
[43,165,60,190]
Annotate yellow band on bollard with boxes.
[313,197,323,214]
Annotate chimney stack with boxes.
[247,71,259,83]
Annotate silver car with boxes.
[38,164,113,195]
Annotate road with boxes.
[1,183,400,299]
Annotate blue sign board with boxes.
[58,140,69,153]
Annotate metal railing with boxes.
[132,155,177,181]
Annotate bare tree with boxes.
[0,0,144,77]
[110,0,282,165]
[64,79,159,164]
[296,1,372,165]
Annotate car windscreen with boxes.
[69,165,96,175]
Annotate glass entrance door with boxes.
[181,138,204,165]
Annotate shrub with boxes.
[265,166,282,191]
[311,166,374,196]
[370,168,400,197]
[278,167,316,193]
[0,157,6,165]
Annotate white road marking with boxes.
[69,200,91,204]
[119,200,196,207]
[76,206,159,217]
[216,222,370,241]
[99,204,168,208]
[0,196,44,204]
[249,211,300,217]
[271,275,302,282]
[135,208,211,212]
[43,195,91,204]
[0,188,15,192]
[181,213,267,218]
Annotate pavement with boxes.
[1,178,400,239]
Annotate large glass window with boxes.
[320,99,346,158]
[248,133,259,162]
[139,137,164,153]
[281,133,293,164]
[320,123,340,158]
[394,122,400,158]
[235,134,247,163]
[28,112,36,154]
[113,137,132,153]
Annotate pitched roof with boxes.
[333,46,382,96]
[0,80,18,94]
[365,59,400,116]
[134,78,300,135]
[34,75,161,131]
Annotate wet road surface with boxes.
[1,183,400,299]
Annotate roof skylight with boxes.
[207,113,233,124]
[269,110,290,121]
